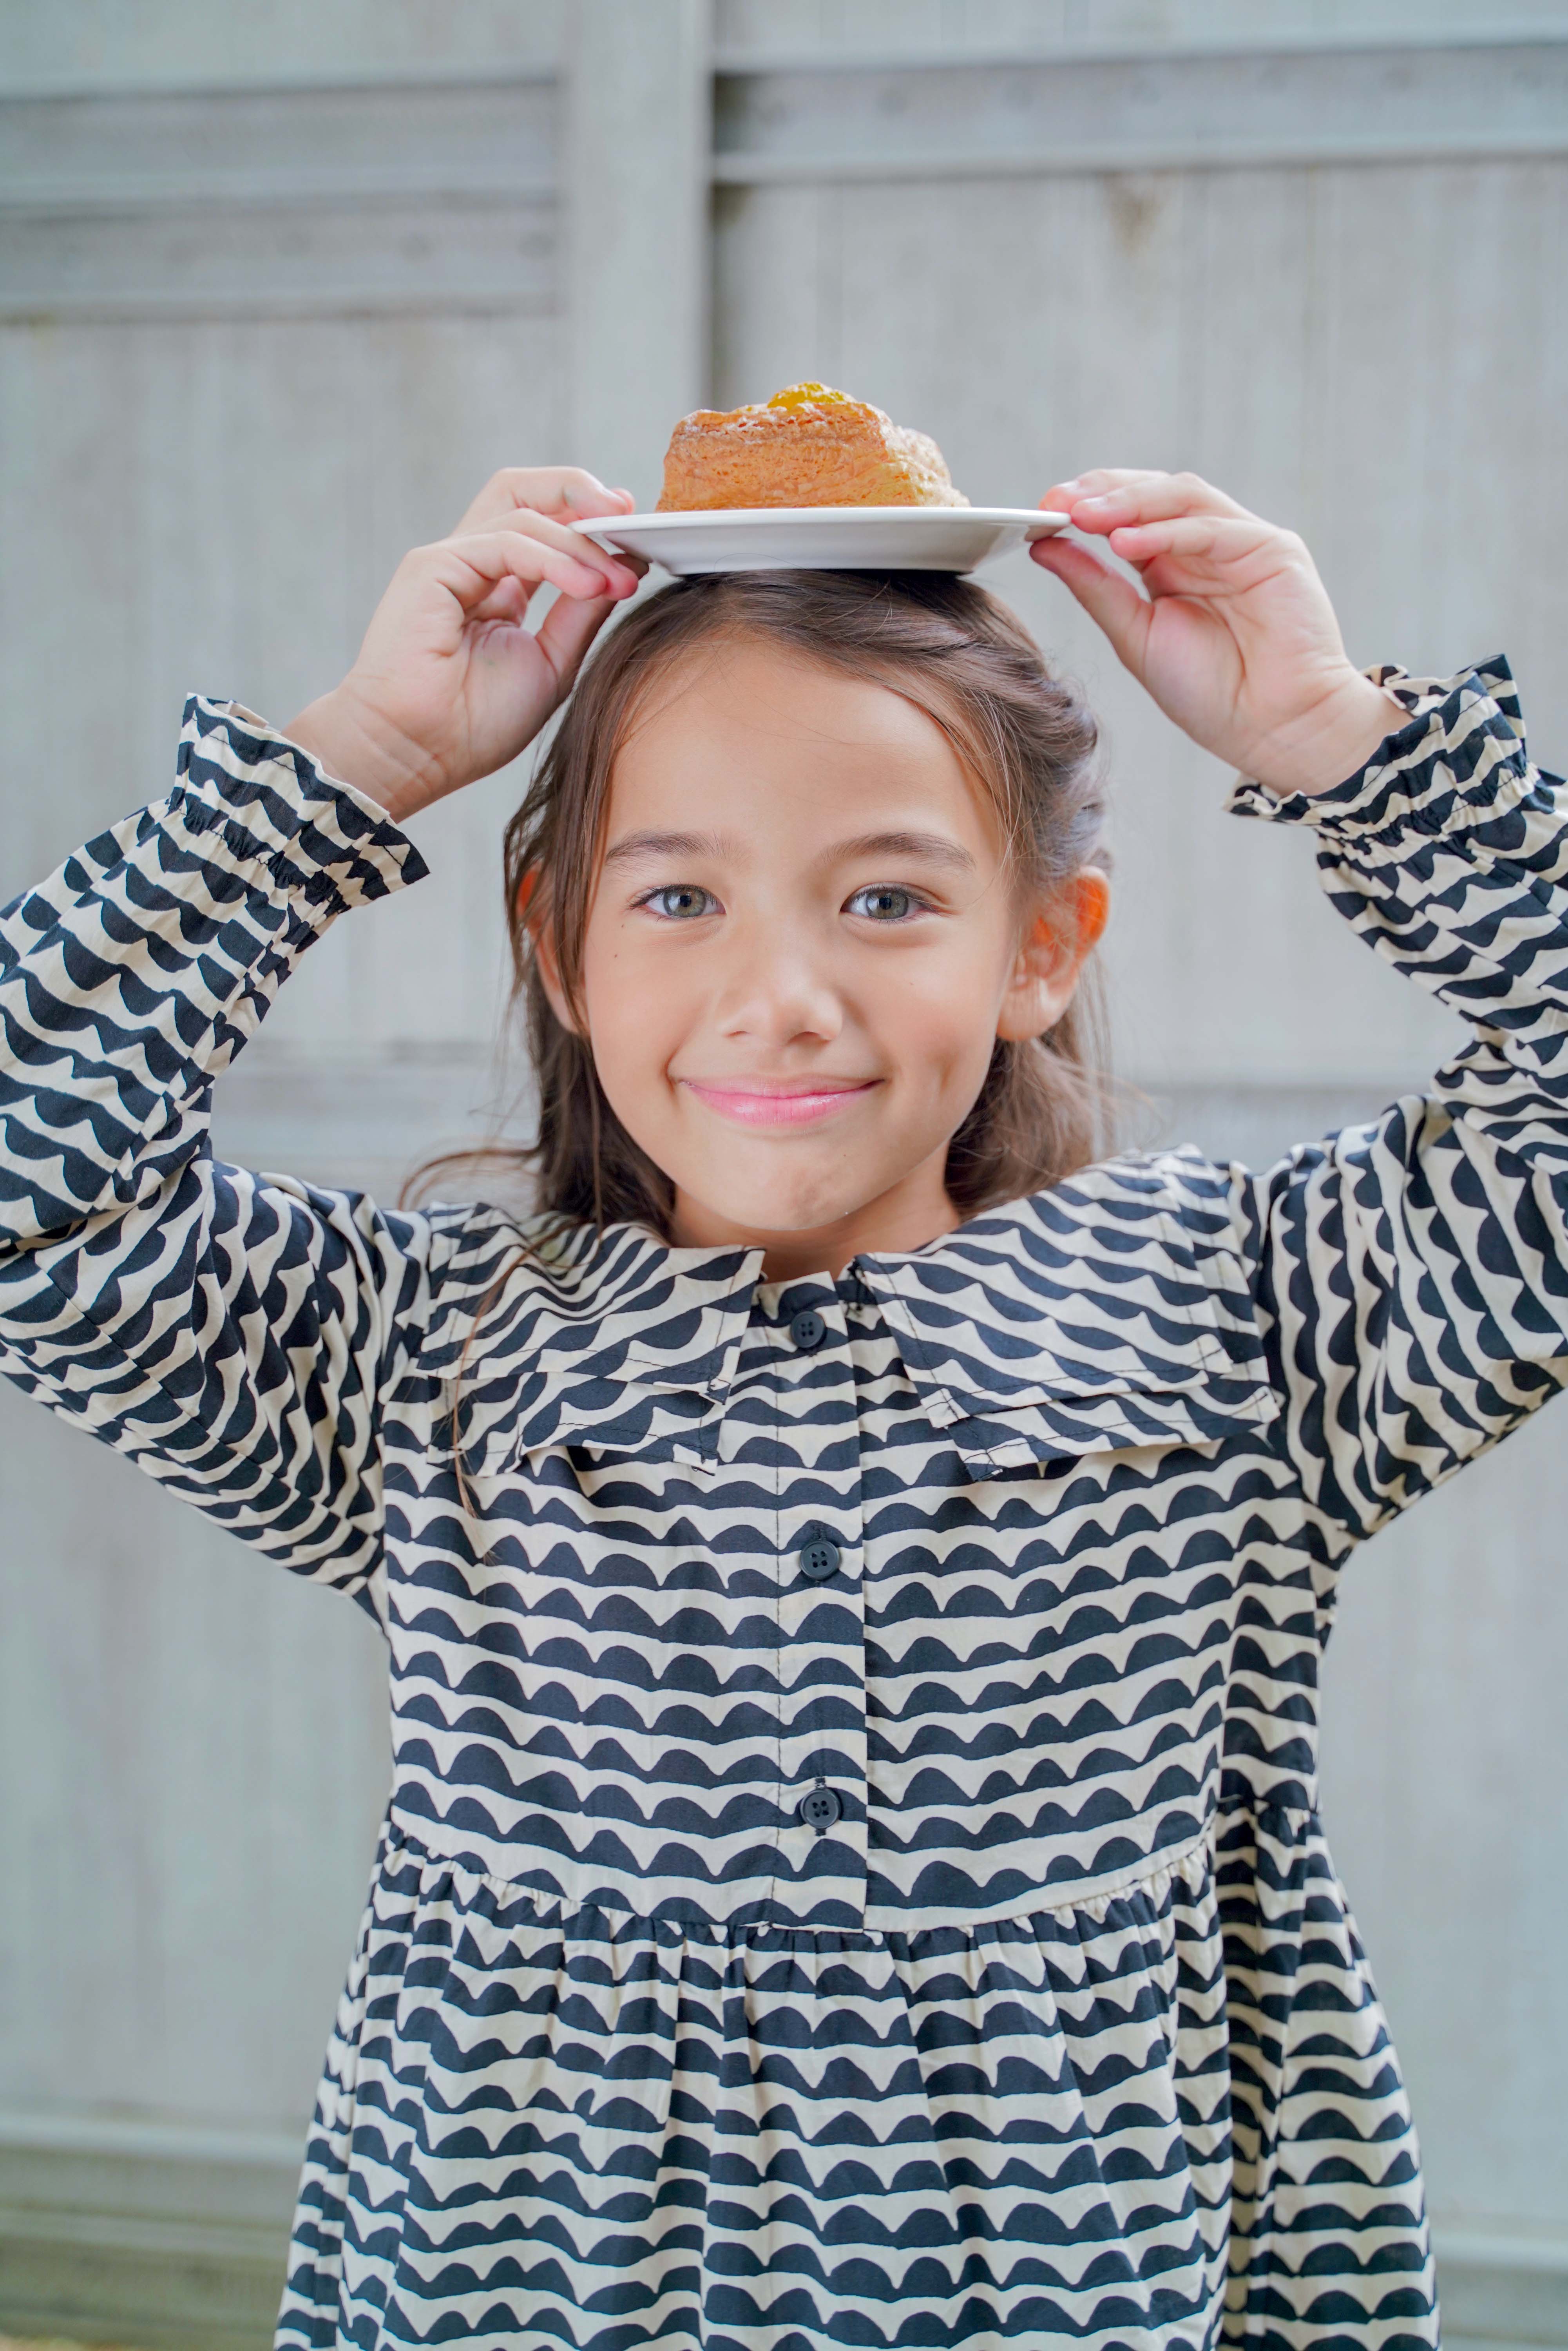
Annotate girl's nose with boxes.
[712,929,844,1047]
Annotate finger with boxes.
[467,575,532,626]
[601,547,650,582]
[449,508,641,601]
[428,528,633,612]
[1043,468,1163,507]
[1041,469,1181,520]
[1029,535,1154,673]
[1047,470,1253,536]
[1105,513,1272,569]
[533,584,623,697]
[451,467,636,536]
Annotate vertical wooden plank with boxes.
[564,0,713,504]
[712,184,831,402]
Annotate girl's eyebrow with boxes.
[602,826,978,875]
[603,828,733,869]
[825,830,978,874]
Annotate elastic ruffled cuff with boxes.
[172,694,431,909]
[1226,659,1532,837]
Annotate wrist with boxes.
[1248,671,1405,799]
[282,685,433,825]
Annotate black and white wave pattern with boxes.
[2,666,1563,2349]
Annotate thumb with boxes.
[534,583,622,699]
[1031,536,1152,681]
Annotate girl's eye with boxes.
[847,885,921,922]
[644,885,719,920]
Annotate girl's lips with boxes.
[680,1078,880,1128]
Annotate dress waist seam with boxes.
[375,1792,1323,1941]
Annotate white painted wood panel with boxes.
[4,13,1568,2338]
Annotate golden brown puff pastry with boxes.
[656,383,969,511]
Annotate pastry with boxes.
[656,382,969,511]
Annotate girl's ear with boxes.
[996,868,1110,1043]
[518,873,581,1036]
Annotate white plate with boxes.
[572,505,1070,576]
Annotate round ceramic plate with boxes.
[572,505,1070,576]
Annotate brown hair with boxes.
[409,567,1112,1233]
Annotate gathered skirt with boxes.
[275,1799,1434,2351]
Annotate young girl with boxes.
[0,461,1555,2351]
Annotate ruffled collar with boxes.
[420,1157,1278,1477]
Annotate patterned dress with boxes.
[1,660,1562,2350]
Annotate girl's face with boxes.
[543,639,1107,1281]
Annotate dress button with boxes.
[798,1536,842,1581]
[797,1785,842,1829]
[789,1308,827,1351]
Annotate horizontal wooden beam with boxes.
[0,77,559,319]
[0,2112,299,2351]
[711,20,1568,75]
[714,39,1568,183]
[0,0,566,101]
[0,197,556,321]
[0,78,556,208]
[1438,2230,1568,2343]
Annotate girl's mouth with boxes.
[679,1078,881,1128]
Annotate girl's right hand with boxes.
[285,468,643,824]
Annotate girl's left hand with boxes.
[1032,471,1402,795]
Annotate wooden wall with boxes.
[3,3,1568,2342]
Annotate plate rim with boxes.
[573,506,1070,534]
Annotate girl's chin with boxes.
[672,1171,889,1242]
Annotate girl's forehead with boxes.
[610,637,979,799]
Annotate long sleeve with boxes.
[0,694,438,1619]
[1222,657,1568,1541]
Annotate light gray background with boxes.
[2,4,1567,2344]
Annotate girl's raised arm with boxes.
[1036,475,1568,1533]
[0,467,637,1616]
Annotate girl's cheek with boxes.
[890,938,1004,1027]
